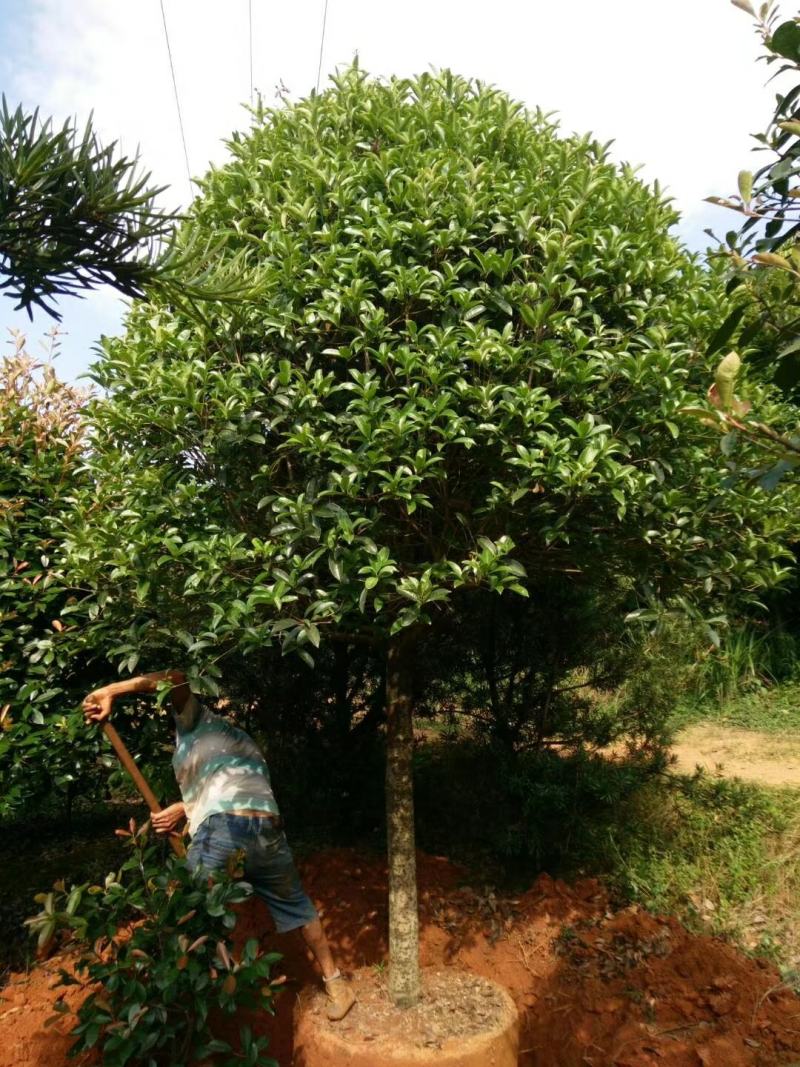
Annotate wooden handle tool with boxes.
[103,721,186,858]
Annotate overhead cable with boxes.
[315,0,329,94]
[249,0,254,105]
[158,0,193,202]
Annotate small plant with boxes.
[27,819,284,1067]
[555,925,579,952]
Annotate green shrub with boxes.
[27,820,283,1067]
[0,339,108,820]
[413,739,663,876]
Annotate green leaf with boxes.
[770,20,800,61]
[707,306,746,356]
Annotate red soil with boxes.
[3,847,800,1067]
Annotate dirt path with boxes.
[672,723,800,787]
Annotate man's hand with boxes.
[82,688,115,725]
[151,802,186,835]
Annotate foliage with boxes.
[0,99,176,319]
[714,3,800,256]
[414,740,663,874]
[612,617,704,745]
[0,802,137,978]
[0,334,108,818]
[703,4,800,415]
[27,819,282,1067]
[414,581,653,752]
[608,773,800,974]
[64,66,800,683]
[691,348,800,486]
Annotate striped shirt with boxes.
[172,703,279,836]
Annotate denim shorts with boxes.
[186,812,318,934]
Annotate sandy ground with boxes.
[671,724,800,787]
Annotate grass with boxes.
[412,713,800,983]
[604,773,800,983]
[641,673,800,983]
[671,680,800,735]
[690,626,800,706]
[602,667,800,982]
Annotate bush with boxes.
[0,337,106,820]
[27,820,283,1067]
[413,738,663,877]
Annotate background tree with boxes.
[0,100,176,320]
[0,333,107,819]
[698,4,800,483]
[0,98,252,323]
[66,67,800,1007]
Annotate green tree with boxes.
[715,2,800,258]
[0,98,251,323]
[66,68,800,1006]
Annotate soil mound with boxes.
[2,846,800,1066]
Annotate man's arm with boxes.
[83,671,193,837]
[82,669,191,724]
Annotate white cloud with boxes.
[1,0,786,376]
[13,0,781,212]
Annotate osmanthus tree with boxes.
[65,67,800,1007]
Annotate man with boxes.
[82,669,355,1021]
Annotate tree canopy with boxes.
[65,67,800,682]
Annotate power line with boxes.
[315,0,329,94]
[159,0,193,202]
[248,0,254,106]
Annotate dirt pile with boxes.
[3,847,800,1066]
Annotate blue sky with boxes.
[0,0,784,383]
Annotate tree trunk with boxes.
[332,640,351,747]
[385,633,420,1009]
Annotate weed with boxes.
[693,626,800,706]
[674,680,800,735]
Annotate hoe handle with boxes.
[103,722,186,858]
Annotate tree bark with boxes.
[332,640,351,747]
[385,633,420,1009]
